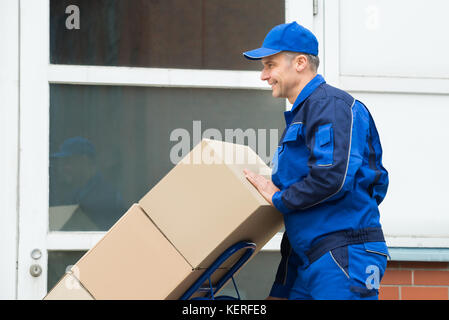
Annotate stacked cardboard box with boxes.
[44,139,283,300]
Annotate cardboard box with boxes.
[139,139,283,269]
[45,139,283,300]
[44,203,230,300]
[45,204,205,300]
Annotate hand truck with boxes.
[179,241,256,300]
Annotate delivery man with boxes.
[242,21,390,300]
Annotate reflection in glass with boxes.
[49,84,284,231]
[47,251,86,293]
[50,0,284,70]
[49,137,127,231]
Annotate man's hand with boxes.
[243,168,280,206]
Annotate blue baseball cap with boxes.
[51,136,96,159]
[243,21,318,60]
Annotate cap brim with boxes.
[243,47,282,60]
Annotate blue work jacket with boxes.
[271,74,389,260]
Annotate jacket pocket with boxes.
[282,122,303,143]
[278,122,303,156]
[313,123,334,166]
[329,245,349,279]
[363,241,390,259]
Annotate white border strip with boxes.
[261,232,449,253]
[385,236,449,249]
[341,75,449,95]
[46,231,283,252]
[0,0,20,300]
[18,0,50,299]
[45,231,449,263]
[48,65,269,89]
[46,232,105,251]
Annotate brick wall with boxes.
[379,261,449,300]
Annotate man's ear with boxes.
[295,54,307,72]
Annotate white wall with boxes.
[325,0,449,247]
[353,91,449,247]
[0,0,19,299]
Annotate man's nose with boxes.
[260,69,270,81]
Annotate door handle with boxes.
[30,249,43,277]
[30,264,42,277]
[31,248,42,260]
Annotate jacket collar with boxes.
[284,74,326,126]
[291,73,326,112]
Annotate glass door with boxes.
[18,0,317,299]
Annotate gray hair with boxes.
[284,51,320,73]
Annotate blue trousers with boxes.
[270,236,388,300]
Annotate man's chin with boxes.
[271,90,282,98]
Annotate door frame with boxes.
[0,0,20,300]
[17,0,315,299]
[13,0,323,299]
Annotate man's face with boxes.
[55,155,94,187]
[260,53,299,99]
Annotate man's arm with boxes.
[271,96,354,214]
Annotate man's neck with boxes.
[287,72,317,105]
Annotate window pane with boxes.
[50,0,285,70]
[49,84,284,231]
[221,251,280,299]
[47,251,86,293]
